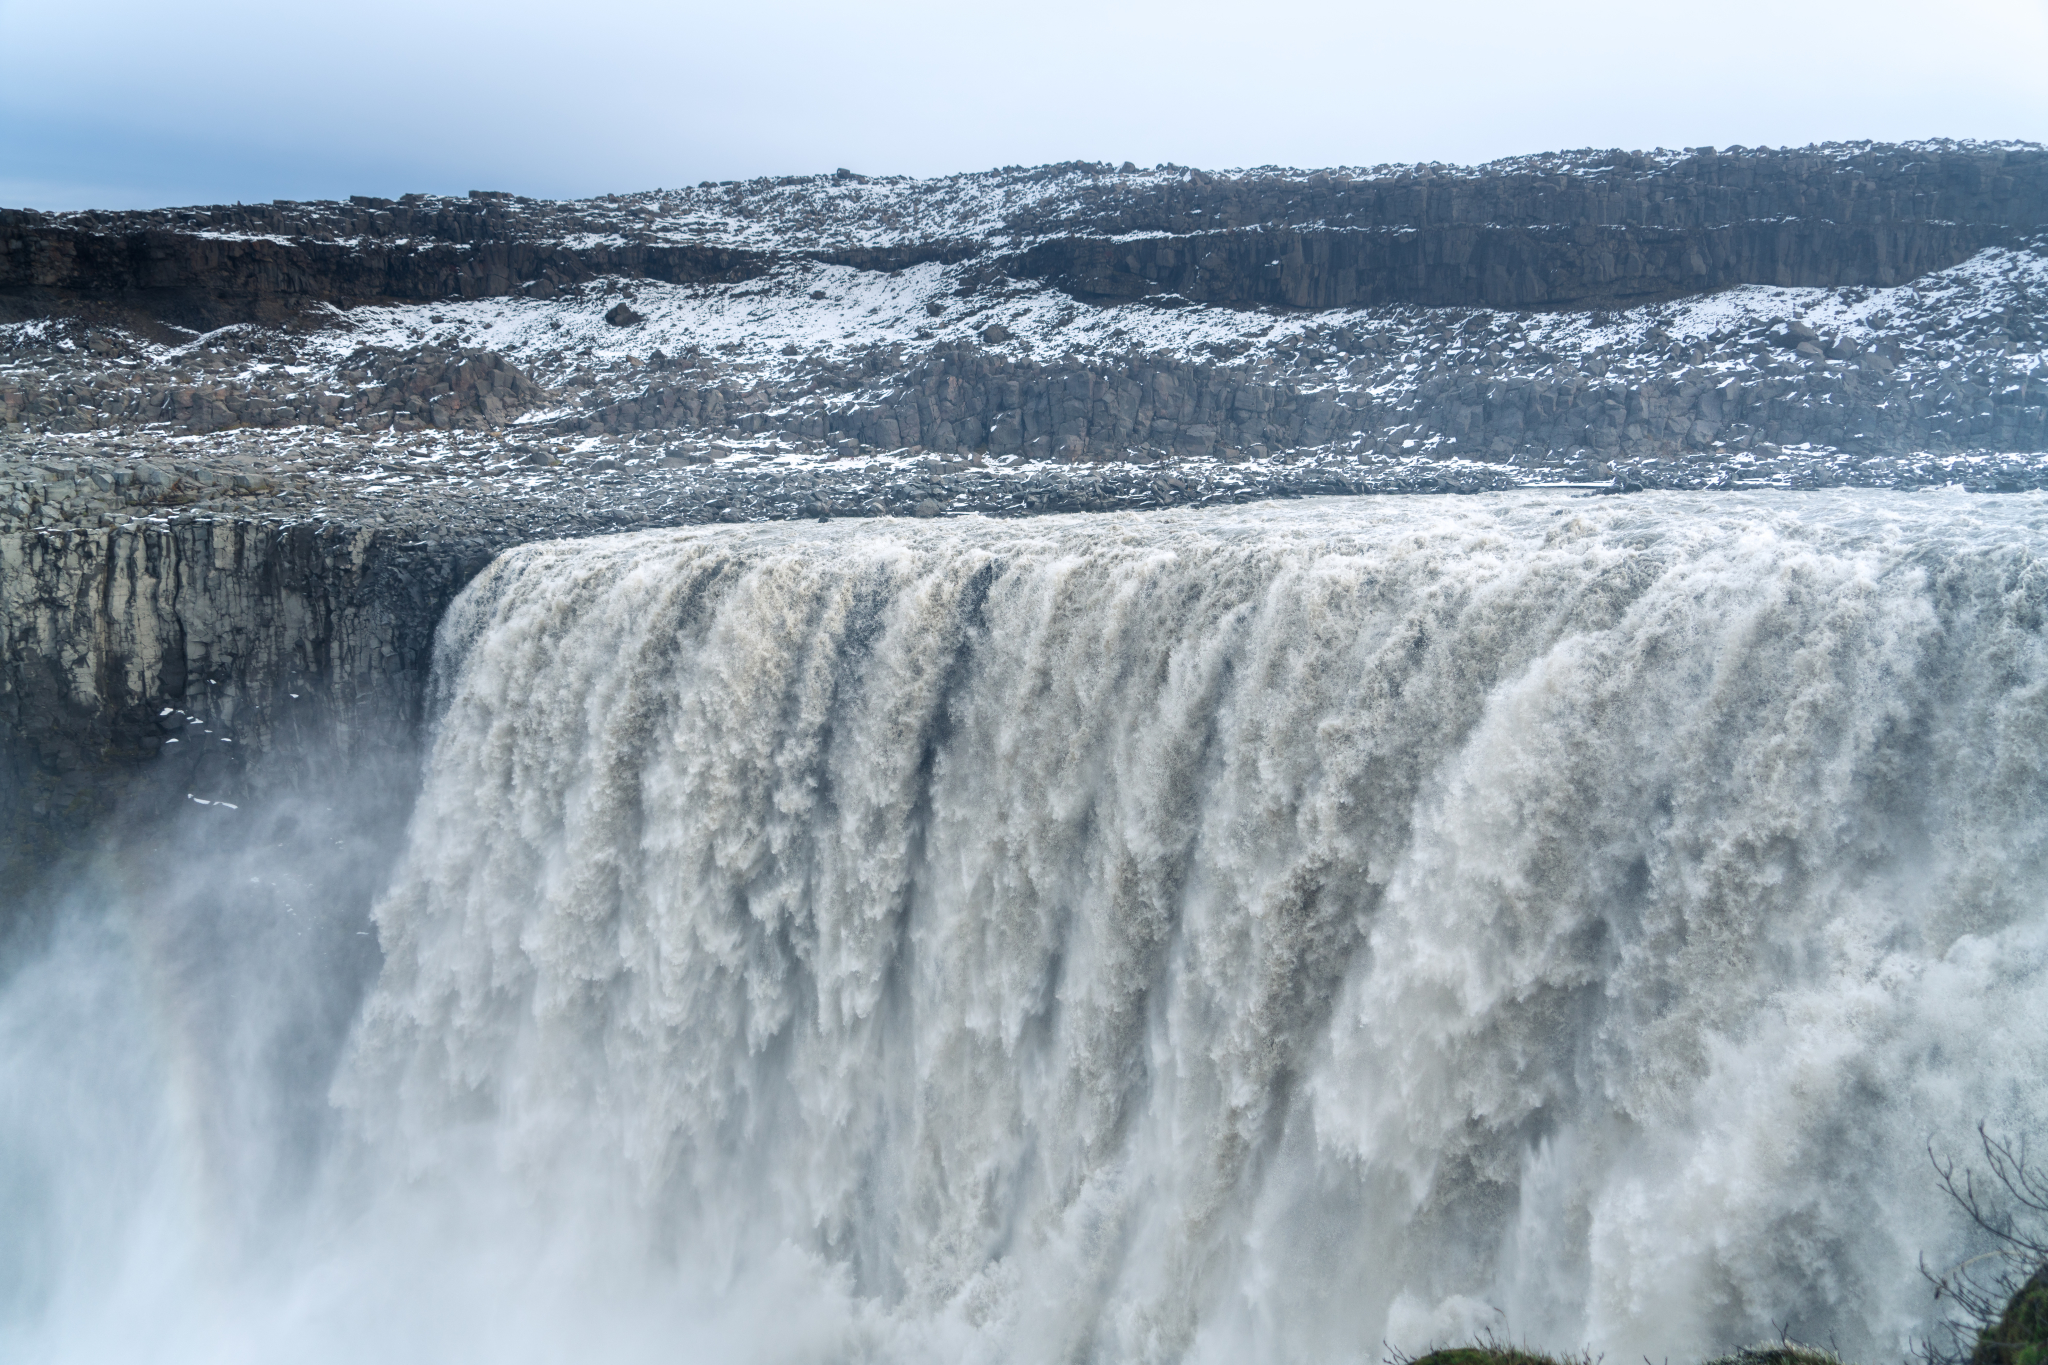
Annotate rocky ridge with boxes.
[8,141,2045,323]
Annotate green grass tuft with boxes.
[1972,1270,2048,1365]
[1407,1348,1586,1365]
[1702,1344,1848,1365]
[1394,1336,1598,1365]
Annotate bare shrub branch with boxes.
[1918,1126,2048,1365]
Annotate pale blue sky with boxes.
[6,0,2047,210]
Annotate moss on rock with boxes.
[1702,1346,1847,1365]
[1409,1345,1588,1365]
[1973,1269,2048,1365]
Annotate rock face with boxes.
[1003,144,2048,238]
[4,139,2048,916]
[7,143,2043,324]
[1018,218,2003,310]
[0,208,767,331]
[1001,143,2045,307]
[0,346,551,435]
[0,514,497,912]
[570,320,2048,466]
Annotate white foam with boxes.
[344,492,2048,1363]
[6,492,2047,1363]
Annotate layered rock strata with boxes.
[0,508,494,906]
[7,143,2044,323]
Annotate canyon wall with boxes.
[0,519,495,911]
[6,143,2044,326]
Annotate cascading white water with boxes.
[5,491,2048,1365]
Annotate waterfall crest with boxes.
[336,492,2048,1364]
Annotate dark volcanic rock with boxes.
[1014,219,2007,311]
[0,210,769,331]
[6,141,2043,328]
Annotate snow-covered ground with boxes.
[4,148,2046,531]
[7,239,2044,437]
[238,243,2046,398]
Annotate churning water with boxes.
[5,491,2048,1364]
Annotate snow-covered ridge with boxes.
[13,138,2042,256]
[3,142,2046,531]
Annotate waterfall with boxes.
[7,492,2048,1364]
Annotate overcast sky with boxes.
[5,0,2046,210]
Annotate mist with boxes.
[4,493,2046,1363]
